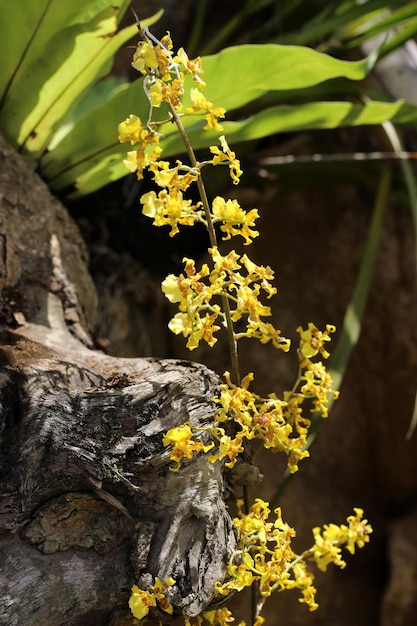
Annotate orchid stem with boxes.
[169,104,240,386]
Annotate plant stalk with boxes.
[169,104,240,386]
[169,103,254,623]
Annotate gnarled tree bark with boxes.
[0,133,236,625]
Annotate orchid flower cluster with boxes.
[129,503,372,625]
[214,502,372,614]
[119,23,372,626]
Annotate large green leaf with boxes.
[47,96,417,197]
[0,0,113,104]
[42,42,381,194]
[157,99,417,153]
[183,44,377,112]
[180,95,415,149]
[40,79,148,184]
[0,2,136,156]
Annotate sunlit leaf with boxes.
[1,9,136,156]
[40,79,148,185]
[0,0,112,105]
[0,0,161,158]
[159,99,417,155]
[184,44,377,112]
[42,42,383,195]
[50,96,417,197]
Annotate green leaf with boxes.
[0,0,163,156]
[0,5,136,156]
[49,97,417,198]
[37,42,415,197]
[326,169,391,394]
[41,42,380,195]
[39,78,149,185]
[183,44,376,112]
[59,146,131,198]
[157,99,417,156]
[46,76,127,152]
[275,0,405,46]
[344,2,417,49]
[0,0,110,106]
[377,20,417,59]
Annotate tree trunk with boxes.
[0,133,236,625]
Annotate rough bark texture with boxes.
[0,134,237,625]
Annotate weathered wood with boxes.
[0,134,237,625]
